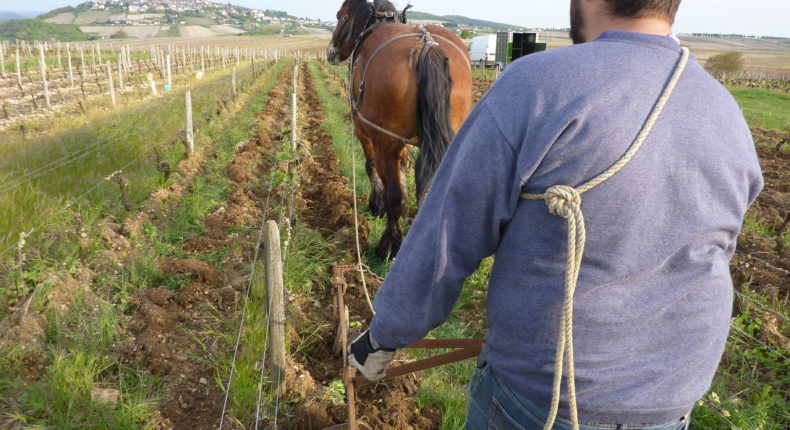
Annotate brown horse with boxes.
[327,0,473,259]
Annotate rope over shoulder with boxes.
[520,47,689,430]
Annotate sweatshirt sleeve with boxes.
[370,101,524,349]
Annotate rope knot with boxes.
[544,185,581,219]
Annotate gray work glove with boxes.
[348,329,396,381]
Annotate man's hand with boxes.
[348,329,396,381]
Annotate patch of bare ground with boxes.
[731,134,790,352]
[282,63,441,430]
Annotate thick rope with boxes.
[520,47,689,430]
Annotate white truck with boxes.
[468,34,498,68]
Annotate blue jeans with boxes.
[466,364,691,430]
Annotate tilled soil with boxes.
[283,63,442,429]
[120,66,294,430]
[731,135,790,322]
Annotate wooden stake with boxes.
[166,54,172,87]
[185,90,194,156]
[67,50,74,87]
[231,67,236,98]
[107,61,116,106]
[149,74,158,96]
[118,61,124,92]
[0,43,5,77]
[291,92,299,151]
[15,49,23,96]
[264,220,286,391]
[38,45,51,108]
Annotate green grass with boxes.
[306,61,370,195]
[0,58,285,429]
[729,87,790,132]
[690,309,790,429]
[0,65,254,274]
[155,25,181,38]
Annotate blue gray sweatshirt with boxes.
[369,31,763,425]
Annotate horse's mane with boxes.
[373,0,398,15]
[349,0,372,22]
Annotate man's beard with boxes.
[570,0,586,44]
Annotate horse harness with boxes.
[346,13,470,147]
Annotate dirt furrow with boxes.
[120,65,294,430]
[280,63,442,430]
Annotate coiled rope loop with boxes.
[521,47,689,430]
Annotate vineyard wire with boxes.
[733,290,789,321]
[0,130,183,263]
[700,397,743,430]
[734,250,789,276]
[730,325,789,362]
[0,134,127,195]
[756,201,789,214]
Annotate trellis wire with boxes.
[733,290,788,321]
[730,325,789,362]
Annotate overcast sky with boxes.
[8,0,790,38]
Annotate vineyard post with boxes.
[15,49,23,97]
[264,220,287,390]
[57,43,62,69]
[292,64,298,151]
[167,55,172,87]
[107,61,116,106]
[292,91,298,151]
[38,45,51,108]
[201,46,205,76]
[149,74,158,96]
[185,90,195,156]
[0,43,5,77]
[118,61,124,93]
[67,51,74,87]
[80,45,85,71]
[232,67,237,98]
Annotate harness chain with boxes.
[520,47,690,430]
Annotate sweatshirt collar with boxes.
[595,30,682,52]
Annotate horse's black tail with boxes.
[415,44,455,201]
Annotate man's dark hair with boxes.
[604,0,682,23]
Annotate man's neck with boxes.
[585,17,673,41]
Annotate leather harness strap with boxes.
[348,26,470,147]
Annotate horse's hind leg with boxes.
[375,146,409,259]
[360,137,385,217]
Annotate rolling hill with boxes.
[407,11,521,29]
[0,11,41,22]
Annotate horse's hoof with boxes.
[375,235,402,260]
[368,196,386,218]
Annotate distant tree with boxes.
[705,52,744,77]
[460,29,473,39]
[111,30,129,39]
